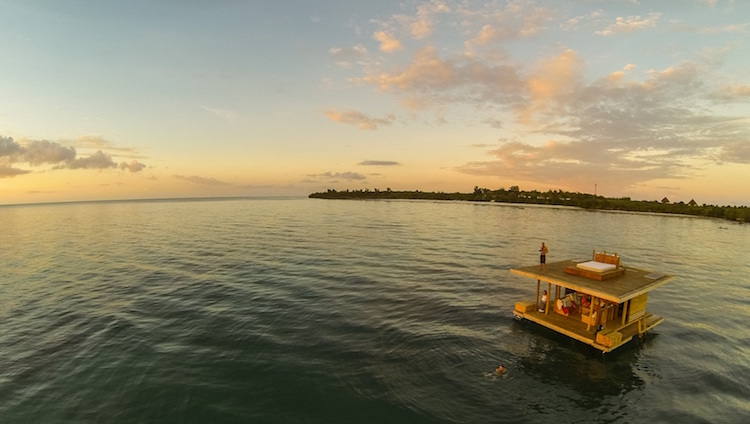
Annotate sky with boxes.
[1,0,749,206]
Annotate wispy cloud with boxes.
[596,13,662,36]
[323,110,395,130]
[173,175,230,186]
[71,135,144,157]
[200,105,238,121]
[718,140,750,164]
[669,21,749,34]
[359,160,401,166]
[715,83,750,101]
[307,171,366,181]
[481,117,503,129]
[329,44,369,68]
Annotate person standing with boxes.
[539,290,548,312]
[539,242,548,270]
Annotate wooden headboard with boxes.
[593,250,620,266]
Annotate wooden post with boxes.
[546,282,551,315]
[638,318,645,338]
[536,279,540,310]
[587,296,598,331]
[621,300,629,326]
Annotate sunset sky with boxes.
[2,0,749,206]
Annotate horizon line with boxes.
[0,195,307,209]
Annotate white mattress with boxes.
[576,260,617,273]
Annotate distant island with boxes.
[310,186,748,223]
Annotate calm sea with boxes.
[1,197,748,423]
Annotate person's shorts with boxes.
[540,254,546,264]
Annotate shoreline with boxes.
[309,188,748,224]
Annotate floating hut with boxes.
[511,250,675,353]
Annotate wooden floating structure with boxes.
[511,250,675,353]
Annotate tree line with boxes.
[309,186,749,223]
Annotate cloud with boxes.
[23,139,77,165]
[481,117,503,129]
[323,109,395,130]
[359,45,457,91]
[455,55,750,189]
[394,1,450,39]
[354,44,523,109]
[465,8,553,49]
[456,139,686,190]
[73,135,110,149]
[596,13,661,36]
[329,2,750,194]
[329,44,369,68]
[359,160,400,166]
[0,136,77,166]
[560,10,606,32]
[201,105,238,121]
[173,175,230,186]
[0,135,148,176]
[410,17,432,39]
[0,164,31,178]
[65,150,117,170]
[340,2,548,106]
[670,21,749,34]
[308,171,366,181]
[119,160,147,173]
[0,136,22,157]
[516,49,584,125]
[715,84,750,101]
[471,25,498,46]
[70,135,143,157]
[718,141,750,163]
[373,31,403,52]
[460,1,554,42]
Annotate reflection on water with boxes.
[512,319,646,394]
[0,198,749,423]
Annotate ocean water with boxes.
[1,197,748,423]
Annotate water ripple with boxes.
[1,198,748,423]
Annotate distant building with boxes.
[688,199,698,206]
[661,197,670,204]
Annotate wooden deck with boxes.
[513,305,663,353]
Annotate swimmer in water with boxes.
[485,364,509,379]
